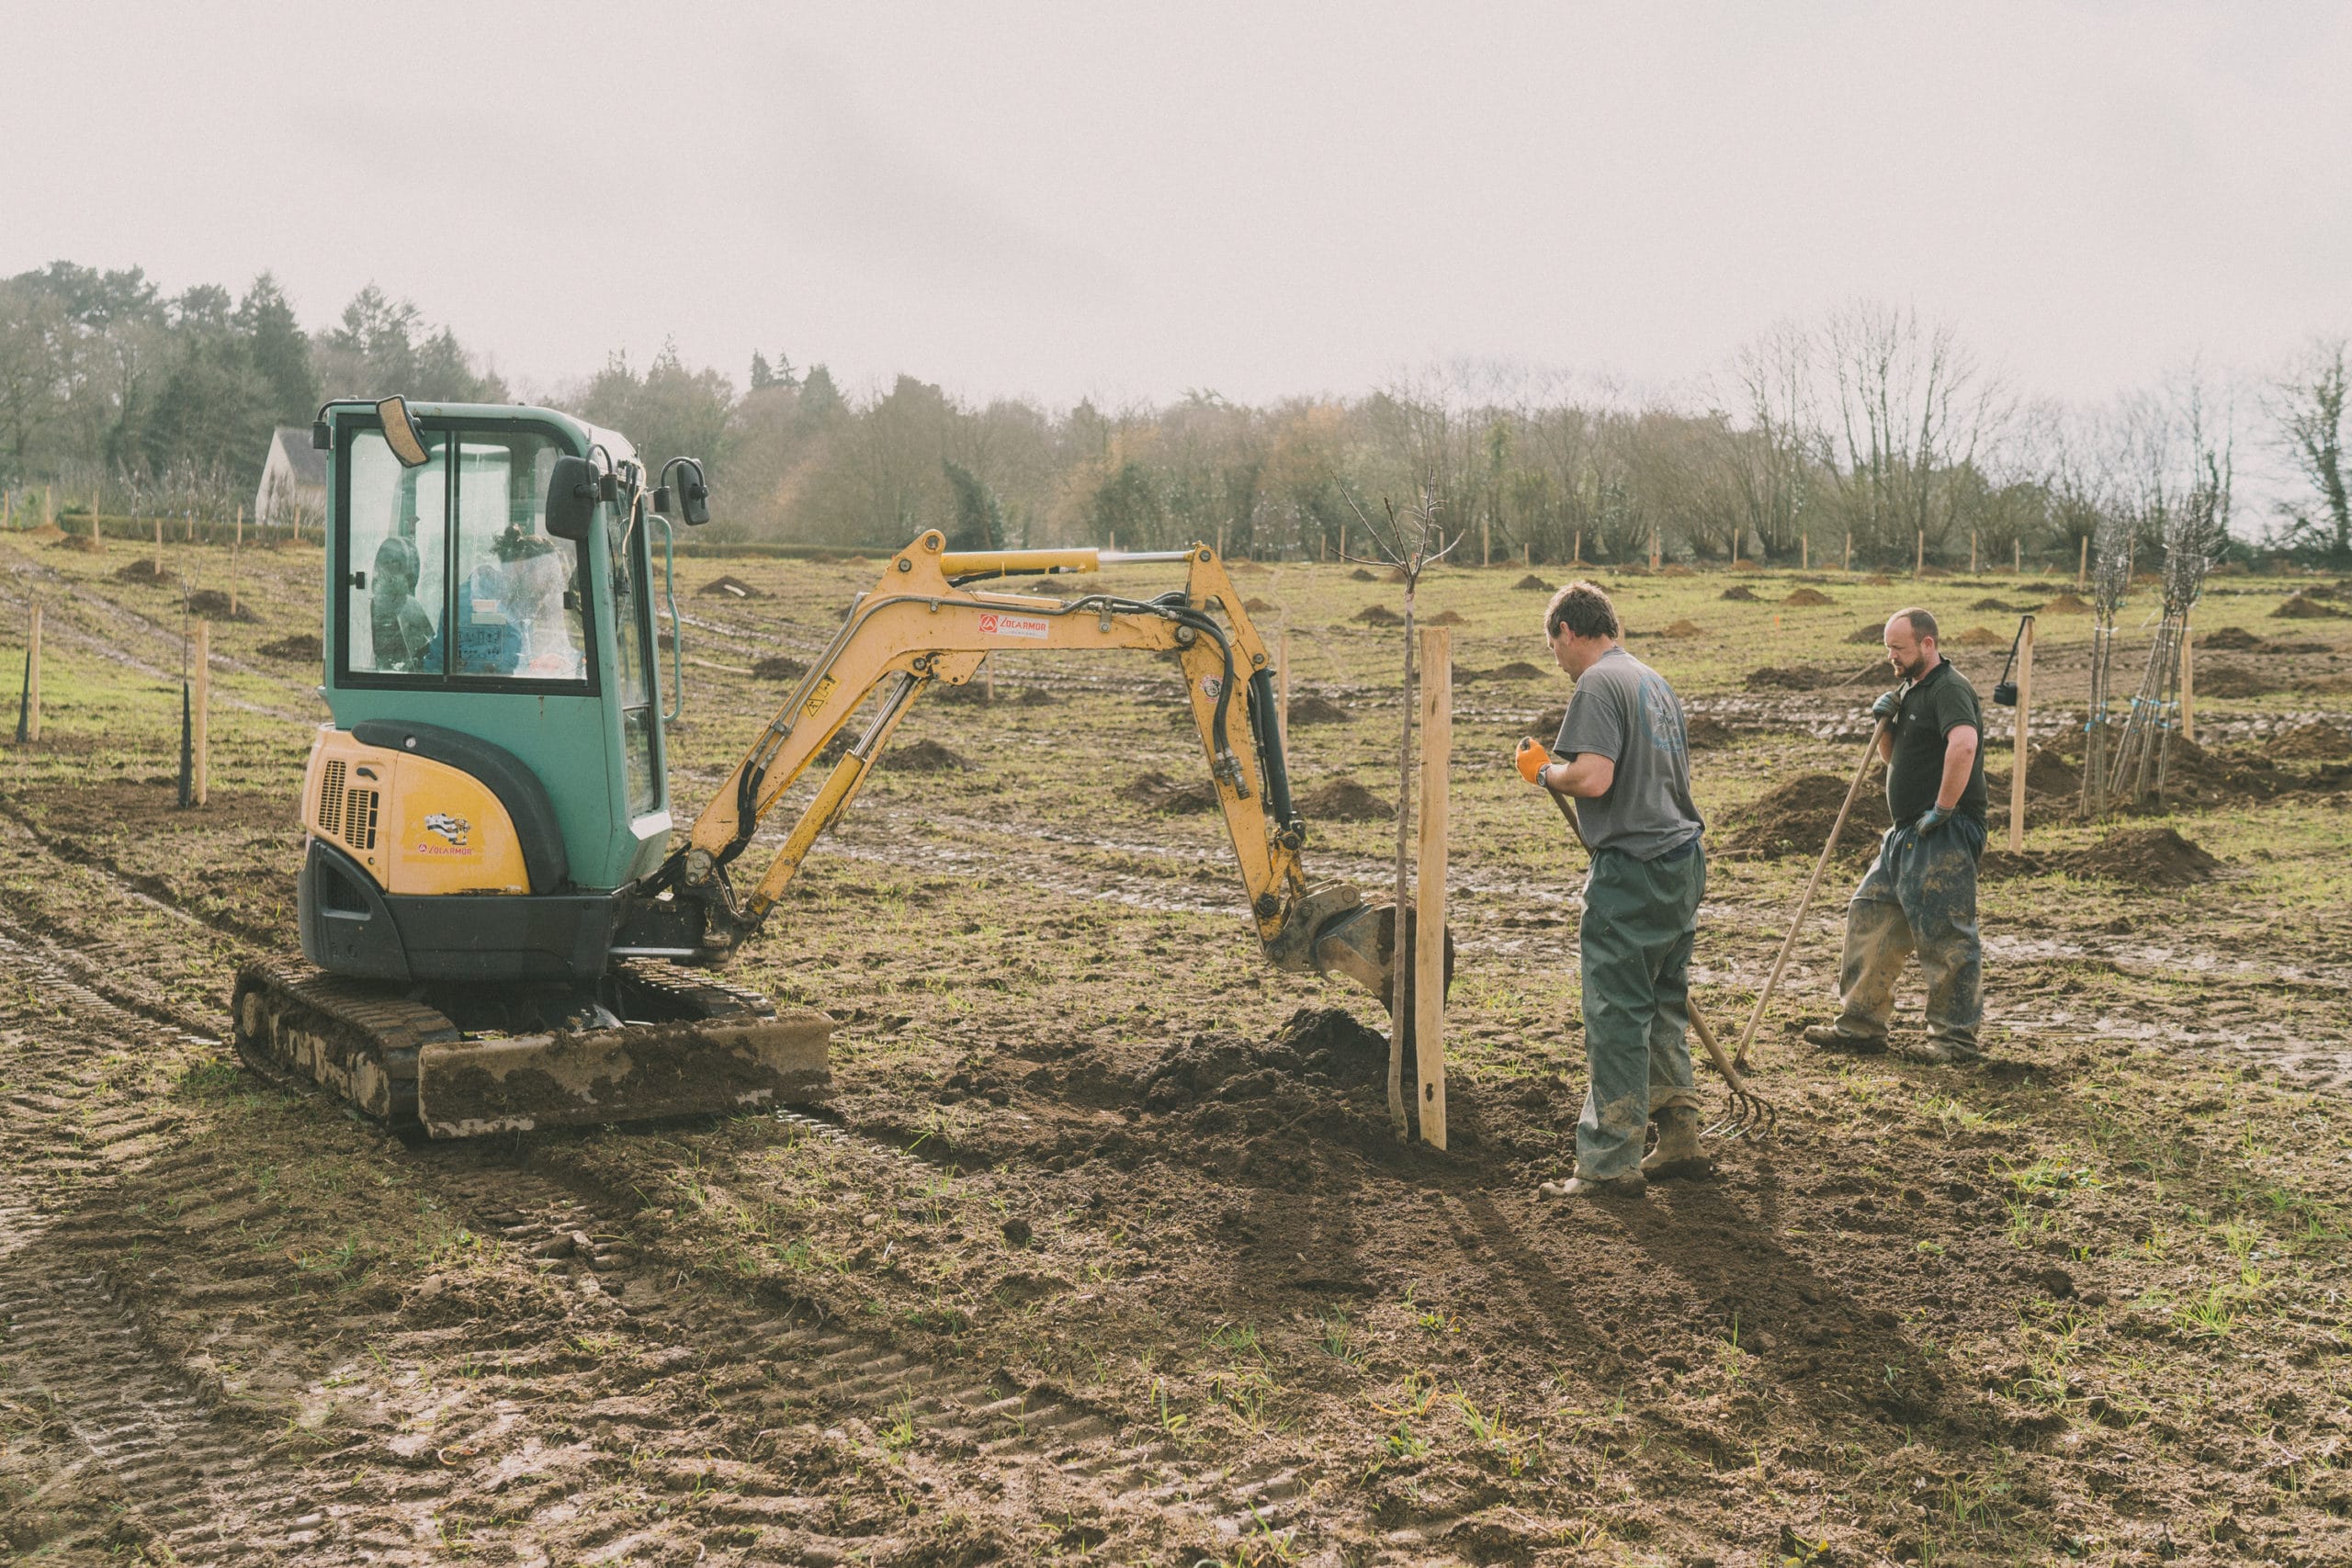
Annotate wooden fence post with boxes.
[1649,527,1660,572]
[231,505,243,617]
[1414,625,1449,1150]
[1573,530,1582,566]
[2013,538,2021,574]
[16,604,40,744]
[2179,615,2195,747]
[1802,535,1809,570]
[44,484,53,529]
[153,513,164,575]
[1915,532,1925,578]
[1480,516,1489,568]
[2077,536,2088,589]
[1970,531,1978,573]
[1844,530,1852,570]
[2007,615,2034,854]
[193,620,210,807]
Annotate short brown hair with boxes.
[1545,581,1620,641]
[1889,606,1939,641]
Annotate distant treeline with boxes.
[4,262,2346,567]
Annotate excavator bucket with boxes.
[414,1014,832,1139]
[1312,902,1454,1066]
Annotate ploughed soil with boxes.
[1782,588,1837,607]
[1295,777,1393,821]
[752,653,808,681]
[1718,769,1894,858]
[256,630,321,662]
[698,573,765,598]
[1286,693,1351,725]
[1743,662,1872,692]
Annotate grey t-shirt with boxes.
[1554,646,1704,859]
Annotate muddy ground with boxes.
[2,538,2350,1566]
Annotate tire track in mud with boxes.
[1,873,1338,1560]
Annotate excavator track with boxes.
[232,955,831,1140]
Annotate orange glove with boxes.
[1516,737,1553,785]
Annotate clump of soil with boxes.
[115,558,171,583]
[1865,573,1893,586]
[1450,664,1483,685]
[2196,663,2274,698]
[1720,771,1893,859]
[1241,596,1275,613]
[257,631,321,662]
[1123,771,1218,813]
[1286,694,1349,726]
[1685,714,1736,749]
[185,589,258,623]
[1353,604,1403,626]
[1295,778,1392,821]
[2041,592,2093,615]
[932,679,993,705]
[697,575,763,599]
[1350,568,1379,582]
[752,654,808,682]
[51,532,102,553]
[1024,577,1076,596]
[2201,626,2262,650]
[1661,618,1703,637]
[1526,705,1565,739]
[1659,563,1695,577]
[1488,660,1544,680]
[1845,622,1888,644]
[1720,584,1760,602]
[1140,1007,1389,1111]
[1783,587,1837,607]
[1426,609,1466,626]
[1969,595,2012,611]
[885,739,972,773]
[2270,722,2352,760]
[2059,827,2219,886]
[1744,664,1862,692]
[1957,626,2001,647]
[2273,592,2347,619]
[1514,573,1549,591]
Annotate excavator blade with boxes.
[413,1013,832,1139]
[1311,902,1455,1013]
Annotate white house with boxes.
[254,425,328,529]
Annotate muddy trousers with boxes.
[1575,838,1707,1180]
[1834,817,1985,1048]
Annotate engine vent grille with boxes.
[318,760,346,837]
[345,788,379,851]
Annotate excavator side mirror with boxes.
[658,457,712,526]
[376,396,431,468]
[545,455,600,542]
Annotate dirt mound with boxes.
[2196,663,2274,698]
[1957,626,2001,647]
[1969,596,2012,611]
[2273,592,2347,619]
[1719,584,1760,602]
[1987,748,2083,803]
[51,532,102,553]
[2269,722,2352,761]
[1685,714,1736,750]
[1659,563,1695,577]
[256,631,321,663]
[1488,660,1545,681]
[1721,771,1893,859]
[1352,604,1403,626]
[1139,1007,1391,1112]
[1024,577,1076,596]
[1513,573,1549,591]
[115,558,171,583]
[1426,609,1466,626]
[1744,664,1862,692]
[2042,592,2092,615]
[1241,596,1275,613]
[1865,573,1893,586]
[1295,778,1392,821]
[1286,694,1349,725]
[184,589,258,623]
[752,654,808,681]
[1845,623,1888,644]
[886,739,972,774]
[2059,828,2219,886]
[2200,625,2262,650]
[1123,770,1218,813]
[1526,705,1566,740]
[1661,618,1702,637]
[1350,568,1379,582]
[696,575,763,599]
[1782,588,1837,606]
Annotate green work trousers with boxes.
[1576,837,1707,1180]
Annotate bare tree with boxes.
[1820,302,2009,562]
[2268,335,2348,566]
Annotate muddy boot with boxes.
[1538,1171,1646,1200]
[1894,1035,1983,1066]
[1640,1106,1711,1180]
[1801,1022,1883,1054]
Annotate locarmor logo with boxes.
[424,813,471,847]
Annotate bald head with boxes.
[1883,607,1941,684]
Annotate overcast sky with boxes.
[6,1,2346,412]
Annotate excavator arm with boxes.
[617,528,1424,1008]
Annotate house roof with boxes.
[271,425,329,488]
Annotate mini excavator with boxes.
[235,397,1439,1137]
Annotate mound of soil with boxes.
[2200,626,2262,650]
[1719,584,1761,602]
[932,679,994,705]
[1986,748,2083,803]
[752,654,808,681]
[1865,573,1893,586]
[1123,771,1218,813]
[1241,596,1275,613]
[1450,664,1483,685]
[2042,592,2093,615]
[115,558,171,583]
[1783,588,1837,607]
[1025,578,1076,596]
[886,739,972,774]
[1139,1007,1390,1112]
[1720,771,1893,859]
[1526,705,1566,740]
[2196,663,2274,698]
[2269,722,2352,761]
[1295,778,1392,821]
[1659,563,1695,577]
[2060,828,2219,886]
[1661,618,1703,637]
[1352,604,1403,626]
[1286,694,1349,725]
[1685,714,1736,750]
[1018,684,1056,706]
[1426,609,1466,626]
[1744,664,1862,692]
[2273,592,2347,619]
[185,589,258,623]
[1488,660,1545,681]
[1957,626,2002,647]
[1845,623,1888,644]
[51,532,102,553]
[2261,639,2332,655]
[1969,596,2012,611]
[1513,573,1549,591]
[257,632,321,663]
[697,575,763,599]
[1350,568,1379,582]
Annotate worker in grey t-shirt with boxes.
[1514,581,1708,1198]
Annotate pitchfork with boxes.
[1542,786,1776,1141]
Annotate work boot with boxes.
[1538,1170,1646,1200]
[1801,1022,1884,1054]
[1640,1106,1712,1180]
[1894,1035,1984,1066]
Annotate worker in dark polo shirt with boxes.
[1804,606,1988,1064]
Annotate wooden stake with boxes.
[982,655,994,705]
[2013,538,2021,574]
[1277,629,1291,747]
[1970,531,1978,573]
[2077,536,2088,588]
[1649,527,1660,572]
[2178,615,2195,747]
[1915,531,1925,578]
[1802,535,1809,570]
[231,506,243,617]
[1414,625,1449,1150]
[1573,530,1582,566]
[44,484,53,529]
[1320,534,1327,563]
[1480,516,1489,567]
[1522,542,1530,567]
[18,604,40,743]
[185,508,193,543]
[2008,615,2035,854]
[1730,530,1738,566]
[192,621,210,807]
[1844,530,1852,570]
[154,513,164,574]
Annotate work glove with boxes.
[1516,737,1553,786]
[1917,805,1951,834]
[1870,690,1901,723]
